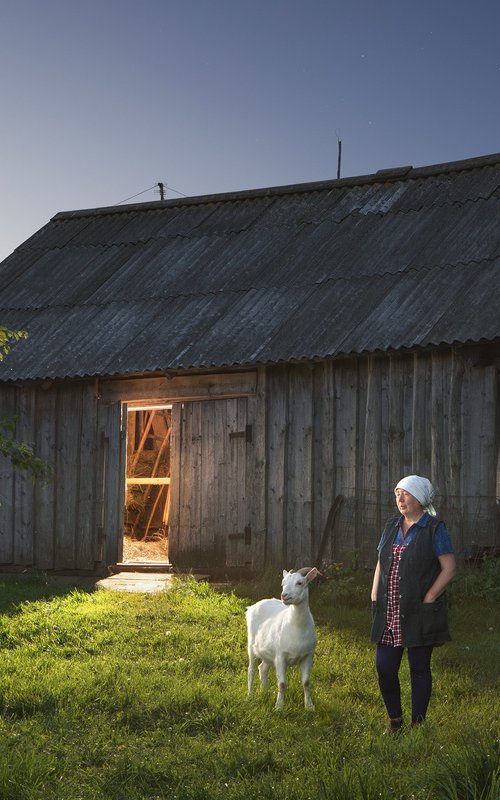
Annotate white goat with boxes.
[245,567,319,710]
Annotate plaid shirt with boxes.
[381,543,407,646]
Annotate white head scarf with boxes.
[395,475,437,517]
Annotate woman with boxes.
[370,475,456,733]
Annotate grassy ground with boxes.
[0,562,497,800]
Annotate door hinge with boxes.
[228,525,252,545]
[229,424,252,443]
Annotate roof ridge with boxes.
[15,177,497,256]
[51,152,500,222]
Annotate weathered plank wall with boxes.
[0,381,124,572]
[0,346,497,573]
[266,347,498,568]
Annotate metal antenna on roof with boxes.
[158,182,165,201]
[336,130,342,180]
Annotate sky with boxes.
[1,0,499,261]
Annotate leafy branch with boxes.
[0,415,53,482]
[0,326,53,482]
[0,326,28,361]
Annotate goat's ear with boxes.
[282,569,289,578]
[305,567,319,584]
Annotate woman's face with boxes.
[395,488,423,519]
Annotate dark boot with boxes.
[384,716,403,735]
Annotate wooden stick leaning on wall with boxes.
[129,410,157,474]
[315,494,345,571]
[135,425,172,541]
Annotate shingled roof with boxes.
[1,152,499,382]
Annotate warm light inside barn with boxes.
[124,405,172,564]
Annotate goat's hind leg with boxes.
[300,653,315,710]
[258,660,270,690]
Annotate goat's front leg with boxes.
[274,656,286,710]
[300,653,314,710]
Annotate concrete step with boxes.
[97,570,213,593]
[96,571,174,593]
[109,562,173,574]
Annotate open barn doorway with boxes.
[123,405,171,564]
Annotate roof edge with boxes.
[52,151,500,222]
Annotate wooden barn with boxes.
[0,153,499,576]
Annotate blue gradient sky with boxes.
[1,0,499,260]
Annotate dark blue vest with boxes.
[370,515,451,647]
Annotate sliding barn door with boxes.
[169,397,258,571]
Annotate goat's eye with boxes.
[297,581,304,586]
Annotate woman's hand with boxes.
[423,553,457,602]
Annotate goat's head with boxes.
[281,567,319,605]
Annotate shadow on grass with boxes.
[0,573,96,616]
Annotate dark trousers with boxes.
[375,643,434,723]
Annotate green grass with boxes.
[0,562,497,800]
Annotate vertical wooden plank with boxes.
[72,384,100,569]
[112,399,127,566]
[34,385,57,569]
[461,364,497,550]
[334,360,357,558]
[447,350,466,550]
[191,402,203,564]
[226,397,250,568]
[411,351,432,475]
[226,397,239,537]
[286,365,314,567]
[235,397,250,567]
[178,403,199,567]
[378,356,392,528]
[177,402,190,564]
[358,356,382,565]
[431,350,451,519]
[96,399,124,568]
[200,399,216,566]
[247,367,267,571]
[313,362,335,563]
[95,400,110,568]
[266,366,288,566]
[237,396,248,541]
[213,399,227,567]
[355,358,367,557]
[94,417,106,566]
[239,396,251,568]
[401,354,414,477]
[180,401,203,566]
[459,362,473,554]
[14,387,37,565]
[193,402,203,562]
[0,385,17,563]
[387,355,406,487]
[54,386,80,569]
[116,402,127,564]
[168,403,182,565]
[431,350,446,487]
